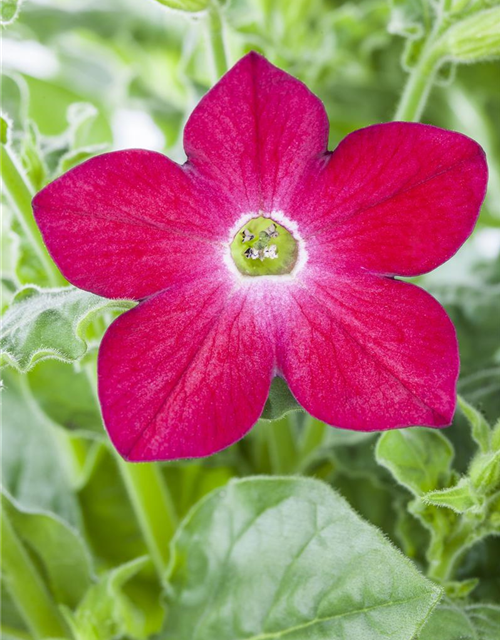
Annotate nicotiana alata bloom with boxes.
[33,53,488,461]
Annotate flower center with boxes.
[230,216,298,277]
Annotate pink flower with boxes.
[33,53,487,461]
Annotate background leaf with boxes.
[1,492,93,610]
[62,556,159,640]
[419,599,500,640]
[1,0,23,25]
[1,371,82,527]
[153,0,209,11]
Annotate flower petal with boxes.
[278,272,458,431]
[33,150,230,299]
[98,279,274,461]
[184,51,329,214]
[292,123,487,276]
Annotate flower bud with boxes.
[439,8,500,63]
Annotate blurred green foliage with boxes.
[1,0,500,638]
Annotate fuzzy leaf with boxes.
[164,477,442,640]
[1,285,134,373]
[376,428,454,496]
[423,477,481,513]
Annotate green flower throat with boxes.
[230,216,298,277]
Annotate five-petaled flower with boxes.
[33,53,488,461]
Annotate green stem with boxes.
[267,416,298,475]
[206,2,228,81]
[0,509,67,638]
[0,144,65,287]
[115,457,178,579]
[427,517,474,582]
[300,416,327,462]
[394,42,444,121]
[427,538,468,582]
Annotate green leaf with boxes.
[1,371,82,527]
[375,428,454,496]
[260,377,301,421]
[164,477,442,640]
[0,503,67,639]
[1,113,11,144]
[419,599,500,640]
[1,285,134,373]
[492,419,500,451]
[439,7,500,62]
[41,103,108,179]
[458,395,492,453]
[27,359,103,435]
[152,0,209,13]
[57,144,107,175]
[423,477,481,513]
[2,492,93,609]
[62,557,158,640]
[443,578,479,599]
[1,0,23,25]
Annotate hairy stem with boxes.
[0,509,67,639]
[394,43,444,121]
[0,144,65,287]
[427,517,475,582]
[206,2,228,81]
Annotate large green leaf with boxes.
[375,428,455,496]
[164,477,442,640]
[1,285,134,373]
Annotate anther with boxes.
[241,229,255,243]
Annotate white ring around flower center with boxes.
[223,210,308,285]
